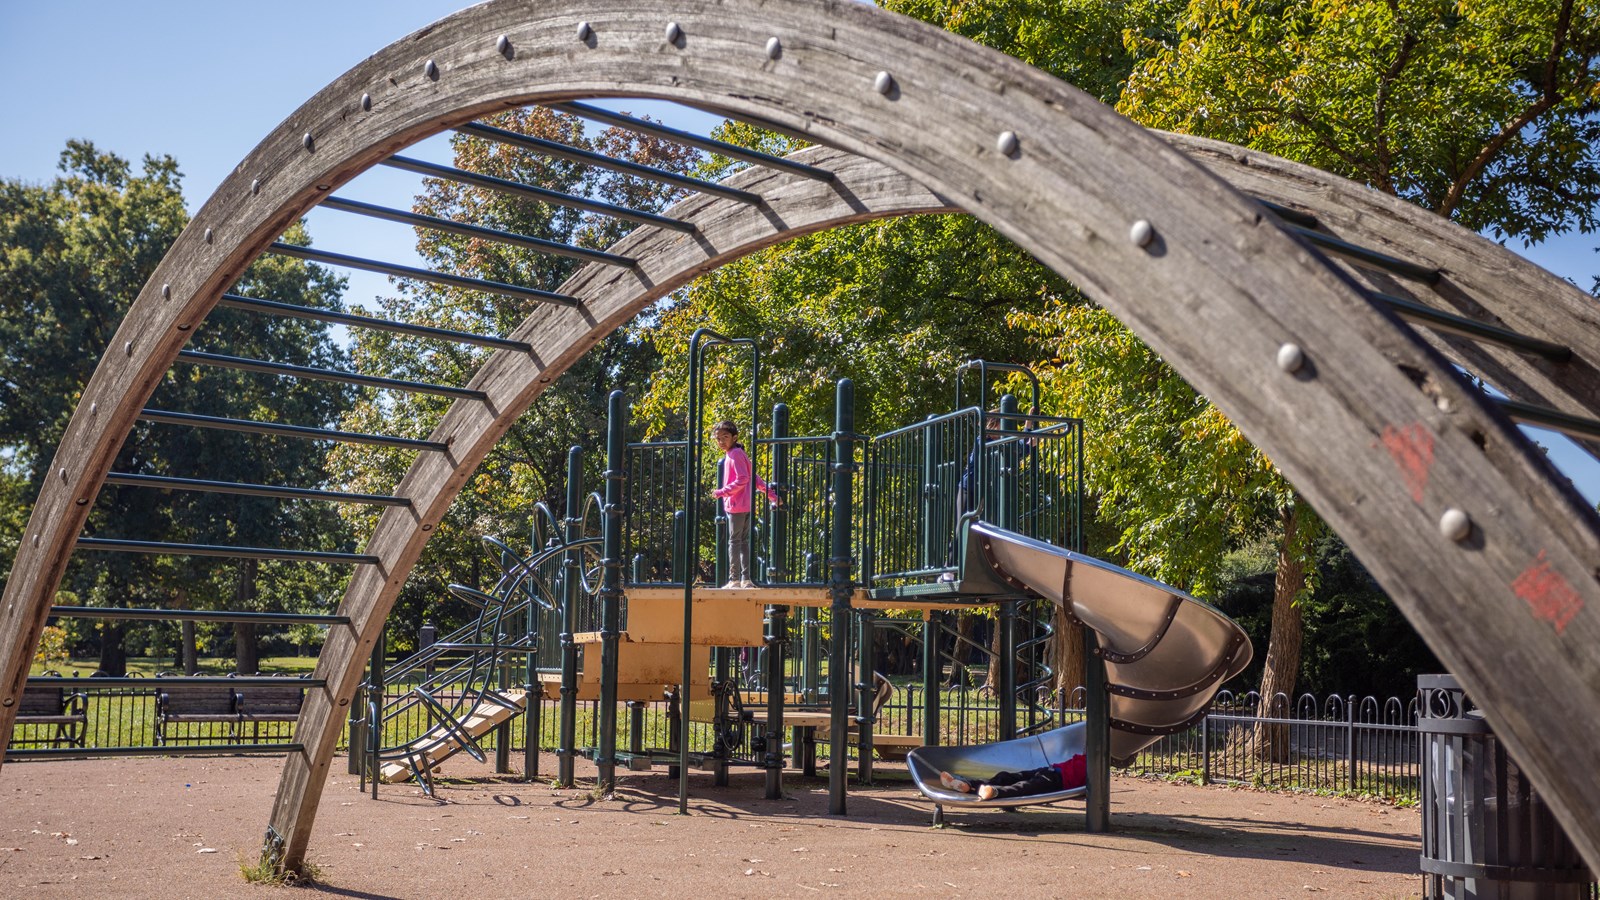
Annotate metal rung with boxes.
[269,242,578,307]
[4,745,305,759]
[382,155,696,234]
[1284,223,1441,284]
[317,197,633,269]
[554,102,835,182]
[27,676,325,687]
[104,472,411,507]
[1366,291,1572,362]
[49,606,350,625]
[1497,399,1600,441]
[218,291,533,352]
[457,121,763,205]
[177,349,488,400]
[1257,199,1319,229]
[76,537,380,565]
[139,408,447,452]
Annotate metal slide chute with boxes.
[909,519,1250,813]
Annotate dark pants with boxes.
[972,765,1064,799]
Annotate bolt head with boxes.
[251,178,261,195]
[1130,219,1154,248]
[665,21,682,44]
[576,21,592,41]
[203,227,213,244]
[765,36,781,59]
[423,59,438,79]
[58,467,66,481]
[496,35,511,57]
[124,340,133,356]
[996,131,1019,156]
[161,283,171,300]
[1440,508,1471,542]
[874,71,894,95]
[360,93,372,111]
[1276,343,1305,374]
[302,132,314,151]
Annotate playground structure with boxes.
[355,352,1249,826]
[2,0,1599,878]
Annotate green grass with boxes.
[30,655,319,677]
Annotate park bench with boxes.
[14,684,88,748]
[236,680,307,743]
[154,682,242,745]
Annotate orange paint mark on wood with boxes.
[1380,423,1434,503]
[1511,551,1583,635]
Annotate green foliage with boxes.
[0,142,353,669]
[32,625,68,667]
[329,108,689,637]
[1119,0,1600,242]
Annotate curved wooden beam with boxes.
[1,0,1597,875]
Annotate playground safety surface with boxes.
[1,753,1422,898]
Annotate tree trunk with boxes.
[1251,502,1309,764]
[234,559,259,674]
[96,622,127,677]
[983,614,1002,696]
[1049,602,1086,705]
[176,587,198,675]
[946,612,979,688]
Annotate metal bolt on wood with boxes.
[303,133,314,151]
[874,71,894,95]
[575,21,592,41]
[161,284,171,300]
[1130,218,1154,248]
[124,341,133,356]
[1440,508,1472,542]
[250,178,260,195]
[997,131,1018,156]
[765,36,781,59]
[1277,343,1305,374]
[203,227,213,243]
[665,21,682,44]
[424,59,439,80]
[360,93,372,111]
[496,35,511,57]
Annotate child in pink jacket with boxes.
[711,420,778,588]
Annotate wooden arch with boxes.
[3,0,1599,872]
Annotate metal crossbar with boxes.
[269,242,579,307]
[317,197,633,269]
[1284,223,1442,284]
[553,102,835,182]
[103,472,410,507]
[1497,399,1600,441]
[382,154,696,233]
[75,537,380,565]
[456,121,761,204]
[218,291,534,351]
[139,408,447,452]
[1364,290,1572,362]
[48,606,350,625]
[176,349,488,400]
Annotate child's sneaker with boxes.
[977,784,998,801]
[939,771,972,793]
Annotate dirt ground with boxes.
[1,753,1422,898]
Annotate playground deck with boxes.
[1,753,1423,898]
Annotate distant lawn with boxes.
[30,655,321,677]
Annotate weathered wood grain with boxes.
[1,0,1598,876]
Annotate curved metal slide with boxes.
[908,520,1252,812]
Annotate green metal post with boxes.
[920,414,939,572]
[828,379,855,816]
[856,611,876,785]
[765,404,790,800]
[597,391,626,793]
[922,610,941,746]
[557,446,583,787]
[367,626,385,800]
[997,394,1019,742]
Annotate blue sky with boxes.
[4,1,1598,499]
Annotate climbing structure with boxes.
[2,0,1598,876]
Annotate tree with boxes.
[0,142,353,673]
[328,108,692,640]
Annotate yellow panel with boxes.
[620,589,768,645]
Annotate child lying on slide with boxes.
[938,754,1087,800]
